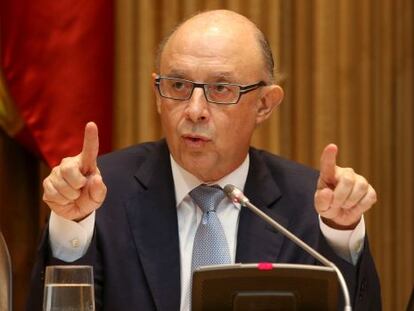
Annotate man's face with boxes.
[154,19,282,182]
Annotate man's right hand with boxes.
[43,122,107,221]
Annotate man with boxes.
[28,10,381,310]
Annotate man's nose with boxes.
[185,87,209,122]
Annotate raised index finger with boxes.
[319,143,338,187]
[80,122,99,175]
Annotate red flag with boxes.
[0,0,113,167]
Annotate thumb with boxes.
[80,122,99,175]
[319,143,338,187]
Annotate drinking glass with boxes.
[43,265,95,311]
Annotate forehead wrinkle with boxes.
[161,54,240,81]
[163,68,236,81]
[162,47,261,84]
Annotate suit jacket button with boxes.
[361,278,367,290]
[358,277,367,300]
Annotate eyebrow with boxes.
[162,70,237,82]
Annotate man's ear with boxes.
[256,85,284,125]
[152,73,162,114]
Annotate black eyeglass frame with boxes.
[154,75,267,105]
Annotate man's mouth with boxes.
[182,134,211,146]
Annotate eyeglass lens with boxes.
[159,78,240,104]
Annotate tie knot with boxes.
[189,184,226,213]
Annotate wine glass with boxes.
[43,265,95,311]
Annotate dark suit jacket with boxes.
[27,140,381,310]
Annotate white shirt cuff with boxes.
[49,211,96,262]
[319,215,365,265]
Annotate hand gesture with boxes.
[43,122,107,221]
[314,144,377,230]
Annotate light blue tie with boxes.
[190,184,231,273]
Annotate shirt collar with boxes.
[170,154,250,207]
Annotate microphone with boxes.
[223,184,352,311]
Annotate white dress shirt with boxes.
[49,154,365,311]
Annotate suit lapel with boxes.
[124,142,181,311]
[122,143,294,308]
[236,149,290,263]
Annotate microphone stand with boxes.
[224,184,352,311]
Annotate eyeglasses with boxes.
[155,75,267,105]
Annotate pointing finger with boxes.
[80,122,99,175]
[320,144,338,187]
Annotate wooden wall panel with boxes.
[292,0,314,165]
[393,0,414,308]
[114,0,138,148]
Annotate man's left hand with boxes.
[314,144,377,230]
